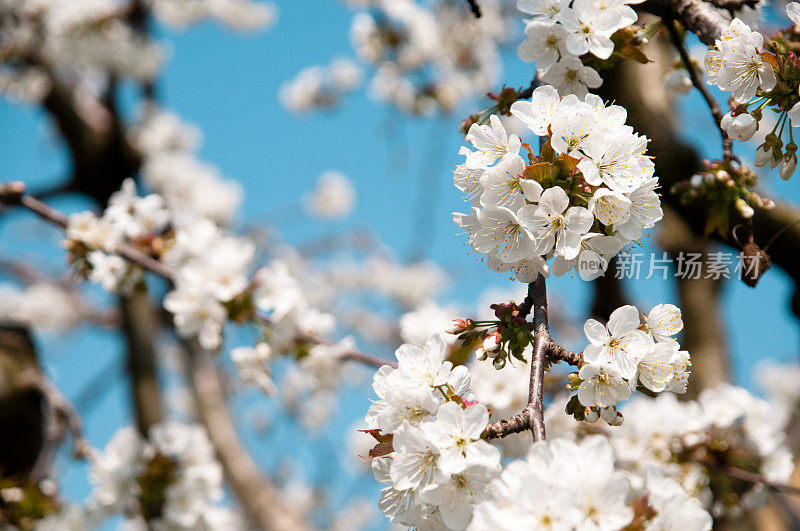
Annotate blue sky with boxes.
[1,0,799,523]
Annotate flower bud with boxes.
[492,355,506,370]
[483,332,501,353]
[690,174,703,187]
[723,112,757,141]
[735,198,754,219]
[780,144,798,181]
[584,407,599,423]
[754,143,771,167]
[607,411,624,426]
[664,69,691,95]
[475,346,488,361]
[599,406,617,424]
[446,318,473,334]
[770,137,784,166]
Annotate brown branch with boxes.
[700,459,800,496]
[658,206,730,397]
[639,0,732,45]
[701,0,760,14]
[665,19,733,162]
[527,276,549,441]
[183,339,314,531]
[484,275,557,441]
[547,341,582,366]
[119,287,163,435]
[0,326,44,480]
[591,260,629,321]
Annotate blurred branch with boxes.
[182,339,314,531]
[590,259,629,322]
[659,206,730,396]
[119,287,163,435]
[30,375,92,481]
[0,327,44,480]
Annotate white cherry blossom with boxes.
[583,304,652,379]
[518,186,594,260]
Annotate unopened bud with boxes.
[584,407,599,423]
[459,114,479,135]
[447,318,474,334]
[754,143,771,167]
[735,198,754,219]
[599,406,617,424]
[608,411,624,426]
[483,332,501,353]
[475,346,488,361]
[780,148,798,181]
[492,355,506,370]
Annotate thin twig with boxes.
[1,181,394,370]
[665,20,734,162]
[484,275,555,441]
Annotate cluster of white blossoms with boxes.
[131,109,243,225]
[454,85,661,282]
[517,0,644,97]
[0,0,163,97]
[346,0,514,114]
[0,282,81,332]
[364,334,501,529]
[39,422,241,529]
[280,58,363,113]
[64,179,169,291]
[546,379,796,519]
[704,12,800,180]
[571,304,689,423]
[302,170,357,219]
[362,333,715,530]
[0,0,275,105]
[705,18,776,105]
[150,0,276,31]
[471,436,712,530]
